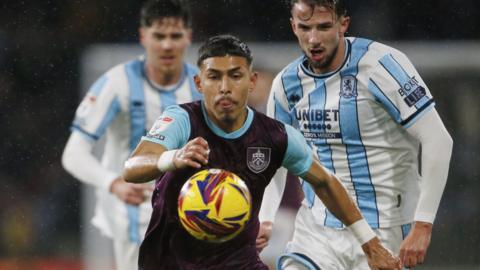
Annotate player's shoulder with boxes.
[99,57,144,92]
[347,37,411,76]
[271,55,304,89]
[253,109,287,130]
[103,57,141,76]
[178,100,202,116]
[349,37,408,62]
[154,104,191,127]
[279,55,304,75]
[253,112,307,155]
[347,37,401,59]
[162,104,190,119]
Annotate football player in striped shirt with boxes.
[61,1,201,269]
[257,0,453,269]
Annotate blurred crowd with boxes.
[0,0,479,266]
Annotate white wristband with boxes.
[156,150,178,172]
[347,219,376,245]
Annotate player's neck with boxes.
[209,109,248,134]
[145,64,183,86]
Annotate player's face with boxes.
[291,2,349,73]
[140,17,191,76]
[195,56,257,132]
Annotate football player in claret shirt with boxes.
[123,34,401,270]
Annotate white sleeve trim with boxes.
[156,149,178,172]
[258,167,288,223]
[62,131,118,191]
[406,108,453,224]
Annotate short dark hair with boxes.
[140,0,191,28]
[197,35,253,67]
[289,0,348,17]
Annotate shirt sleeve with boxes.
[142,105,191,150]
[258,167,288,223]
[71,74,121,141]
[62,132,118,191]
[266,72,293,125]
[281,124,313,177]
[407,109,453,223]
[368,51,435,128]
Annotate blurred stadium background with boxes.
[1,0,479,269]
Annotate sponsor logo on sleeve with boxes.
[147,116,174,140]
[396,76,427,107]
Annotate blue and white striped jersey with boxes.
[71,56,201,242]
[268,37,435,229]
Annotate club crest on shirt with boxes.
[247,147,271,173]
[147,116,174,140]
[340,75,358,98]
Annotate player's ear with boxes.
[186,28,193,44]
[339,15,350,36]
[290,17,296,33]
[139,27,146,46]
[249,71,258,93]
[194,74,203,94]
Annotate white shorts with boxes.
[278,204,412,270]
[113,239,141,270]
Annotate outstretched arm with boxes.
[302,159,361,225]
[303,159,401,270]
[275,124,401,269]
